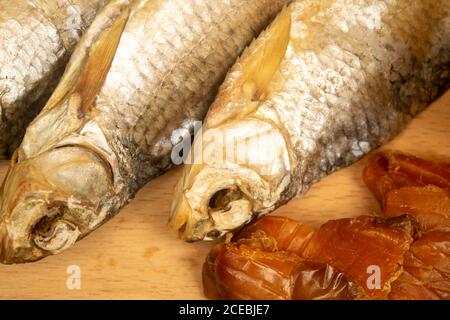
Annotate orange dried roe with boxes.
[203,152,450,300]
[363,151,450,299]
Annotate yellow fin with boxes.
[41,0,131,114]
[241,6,292,100]
[73,9,130,115]
[206,6,292,128]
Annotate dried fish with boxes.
[170,0,450,240]
[0,0,289,263]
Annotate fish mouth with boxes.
[31,204,81,254]
[0,197,83,264]
[170,183,254,242]
[170,166,280,242]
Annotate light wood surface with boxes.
[0,90,449,300]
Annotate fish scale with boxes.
[288,0,450,195]
[0,0,108,157]
[170,0,450,241]
[0,0,289,263]
[95,0,288,188]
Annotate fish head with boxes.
[170,6,294,241]
[170,118,294,241]
[0,146,113,263]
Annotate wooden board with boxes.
[0,90,449,300]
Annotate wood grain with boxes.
[0,90,449,300]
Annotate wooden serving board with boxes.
[0,90,449,300]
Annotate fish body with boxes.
[0,0,289,263]
[170,0,450,240]
[0,0,108,157]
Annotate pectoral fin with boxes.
[243,6,292,100]
[43,4,131,113]
[206,6,292,128]
[73,9,130,115]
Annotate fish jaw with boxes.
[169,118,293,241]
[0,146,113,264]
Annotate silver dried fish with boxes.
[170,0,450,241]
